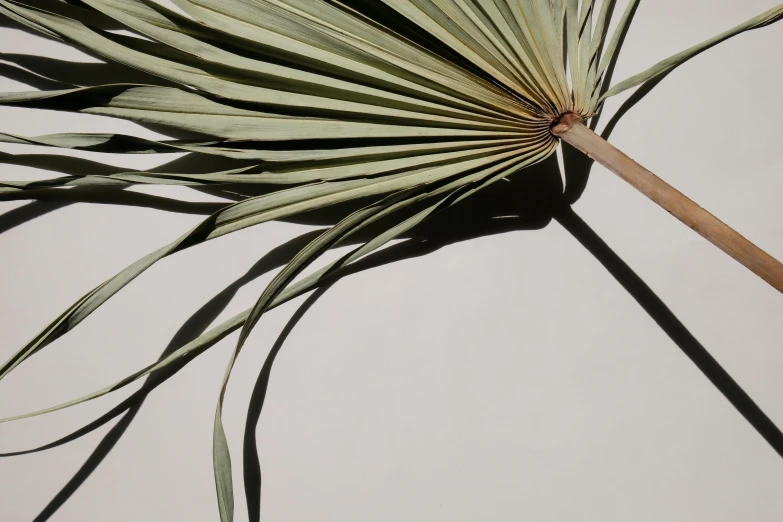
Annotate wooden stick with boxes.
[551,112,783,294]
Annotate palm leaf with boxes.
[1,1,782,520]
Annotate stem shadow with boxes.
[555,205,783,458]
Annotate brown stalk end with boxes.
[550,112,582,136]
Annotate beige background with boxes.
[1,1,782,521]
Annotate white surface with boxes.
[1,1,783,521]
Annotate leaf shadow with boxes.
[0,61,74,90]
[4,152,781,522]
[0,187,225,233]
[0,52,176,88]
[240,164,783,521]
[0,151,257,235]
[2,4,781,519]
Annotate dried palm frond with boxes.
[1,1,782,520]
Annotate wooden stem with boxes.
[551,113,783,294]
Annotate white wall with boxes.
[1,1,782,521]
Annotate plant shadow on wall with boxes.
[3,132,783,522]
[1,5,783,522]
